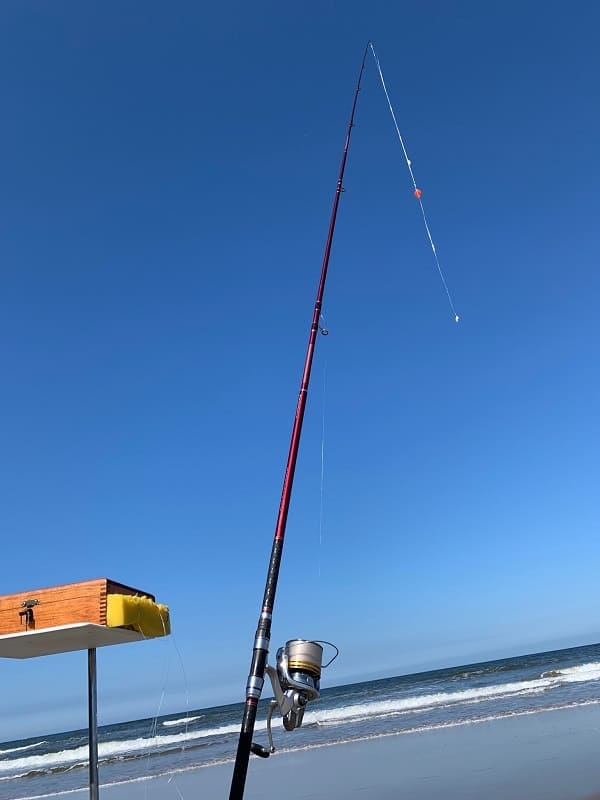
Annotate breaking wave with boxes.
[0,742,46,758]
[162,715,204,728]
[2,659,599,783]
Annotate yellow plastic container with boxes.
[107,594,170,638]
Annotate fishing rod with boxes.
[228,43,370,800]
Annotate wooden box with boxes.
[0,578,168,659]
[0,578,147,635]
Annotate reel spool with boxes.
[250,638,337,758]
[277,639,322,730]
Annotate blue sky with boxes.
[1,1,599,740]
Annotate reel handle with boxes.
[250,742,271,759]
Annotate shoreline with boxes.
[19,702,600,800]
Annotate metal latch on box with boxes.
[19,599,39,630]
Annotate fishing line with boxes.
[162,629,193,800]
[142,616,192,800]
[143,616,170,800]
[369,42,460,323]
[318,358,327,579]
[167,776,186,800]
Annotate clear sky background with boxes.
[1,1,599,741]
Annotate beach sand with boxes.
[65,704,600,799]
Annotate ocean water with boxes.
[1,642,600,799]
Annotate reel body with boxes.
[250,638,337,757]
[270,639,322,731]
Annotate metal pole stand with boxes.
[88,648,99,800]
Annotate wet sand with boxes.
[65,703,600,799]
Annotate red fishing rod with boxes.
[228,43,370,800]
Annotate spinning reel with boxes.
[250,639,338,758]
